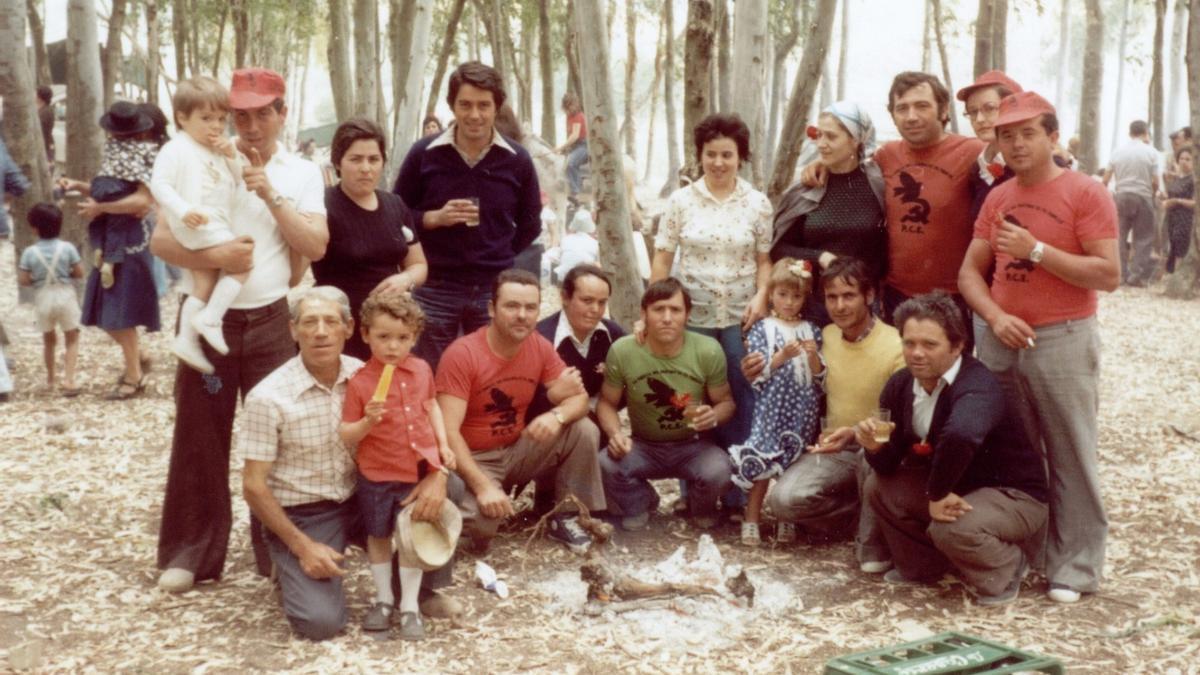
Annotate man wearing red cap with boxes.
[958,91,1119,604]
[150,67,330,593]
[956,70,1023,223]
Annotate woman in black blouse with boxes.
[771,102,886,326]
[312,118,428,359]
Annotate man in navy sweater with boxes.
[395,61,542,370]
[858,291,1047,606]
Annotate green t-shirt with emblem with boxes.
[604,332,728,442]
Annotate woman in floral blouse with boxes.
[651,113,773,450]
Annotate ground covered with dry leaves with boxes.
[1,237,1199,673]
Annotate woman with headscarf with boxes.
[771,101,887,327]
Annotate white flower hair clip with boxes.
[788,260,812,279]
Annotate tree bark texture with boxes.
[0,0,53,256]
[520,18,534,123]
[836,0,848,101]
[660,0,681,197]
[991,0,1007,72]
[623,0,637,159]
[1055,0,1070,111]
[1151,0,1166,148]
[145,0,160,105]
[66,0,105,257]
[765,1,800,184]
[1165,0,1200,297]
[327,0,355,123]
[715,0,731,114]
[572,0,641,329]
[731,0,768,186]
[232,0,248,69]
[565,0,583,97]
[538,0,555,143]
[171,0,187,80]
[973,0,994,78]
[922,0,933,72]
[932,0,959,135]
[643,16,664,183]
[766,0,836,203]
[352,0,379,120]
[101,0,127,109]
[1168,0,1187,132]
[1077,0,1104,175]
[426,0,467,119]
[390,0,433,184]
[1110,0,1132,153]
[682,0,715,182]
[27,0,52,87]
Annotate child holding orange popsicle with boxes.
[338,290,456,640]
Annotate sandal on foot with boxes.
[104,375,145,400]
[60,386,82,398]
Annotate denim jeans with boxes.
[411,277,493,372]
[687,324,753,448]
[566,143,589,197]
[600,437,732,518]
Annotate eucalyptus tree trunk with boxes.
[353,0,378,120]
[66,0,106,256]
[538,0,554,142]
[1151,0,1166,148]
[660,0,680,197]
[327,0,355,123]
[390,0,433,183]
[1165,0,1200,297]
[644,16,664,183]
[931,0,959,134]
[171,0,187,80]
[623,0,637,159]
[572,0,641,328]
[101,0,127,108]
[1055,0,1070,111]
[426,0,467,118]
[564,0,583,97]
[1110,0,1132,153]
[765,0,800,181]
[973,0,994,78]
[991,0,1007,72]
[212,1,229,75]
[145,0,160,105]
[1077,0,1104,175]
[0,0,53,257]
[1167,0,1187,132]
[520,20,534,123]
[682,0,715,181]
[715,0,731,113]
[921,0,932,72]
[26,0,52,87]
[836,0,848,100]
[731,0,768,186]
[766,0,837,203]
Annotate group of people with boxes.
[1,53,1185,641]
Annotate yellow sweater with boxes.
[822,321,905,429]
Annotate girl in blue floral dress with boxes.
[729,258,824,545]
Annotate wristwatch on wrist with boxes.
[1029,241,1045,264]
[551,409,566,425]
[268,191,285,209]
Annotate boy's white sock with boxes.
[398,566,423,614]
[370,562,395,606]
[192,276,242,355]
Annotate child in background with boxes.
[339,291,457,640]
[554,208,600,282]
[729,258,824,546]
[150,76,246,374]
[17,203,84,396]
[60,101,157,291]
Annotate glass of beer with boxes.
[871,408,894,444]
[465,196,481,226]
[683,402,701,429]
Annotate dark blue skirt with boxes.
[80,213,162,332]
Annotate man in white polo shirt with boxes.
[150,67,329,592]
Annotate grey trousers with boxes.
[265,500,354,641]
[1116,192,1156,284]
[600,436,732,518]
[766,449,888,563]
[975,315,1107,592]
[460,418,605,542]
[866,466,1047,596]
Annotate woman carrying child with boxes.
[729,258,825,546]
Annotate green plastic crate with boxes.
[824,631,1064,675]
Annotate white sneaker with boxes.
[192,314,229,355]
[776,522,796,544]
[172,334,214,374]
[860,560,894,574]
[741,521,761,546]
[158,567,195,593]
[1048,585,1081,604]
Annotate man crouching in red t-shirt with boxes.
[436,268,605,555]
[959,91,1119,605]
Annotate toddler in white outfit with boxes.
[150,76,246,374]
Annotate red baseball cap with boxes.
[229,68,286,109]
[956,69,1023,102]
[994,91,1057,129]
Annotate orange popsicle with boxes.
[372,364,395,402]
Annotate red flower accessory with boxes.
[806,125,820,140]
[911,441,933,456]
[986,162,1005,179]
[788,260,812,279]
